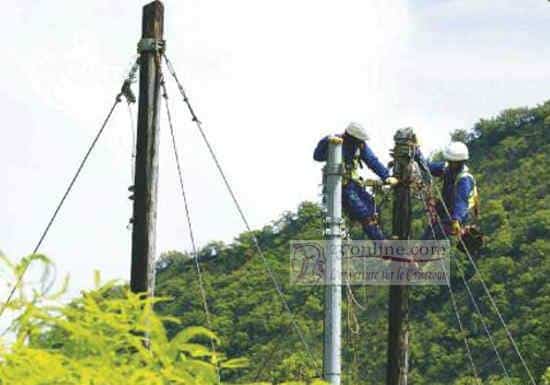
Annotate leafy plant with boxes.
[0,255,325,385]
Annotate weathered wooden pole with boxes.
[130,1,165,294]
[386,128,416,385]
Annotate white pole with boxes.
[323,139,343,385]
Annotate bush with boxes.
[0,254,325,385]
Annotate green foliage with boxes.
[154,102,550,384]
[542,367,550,385]
[3,101,548,384]
[0,260,219,385]
[0,256,325,385]
[450,129,473,143]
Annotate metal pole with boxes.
[323,139,343,385]
[130,0,164,294]
[386,128,415,385]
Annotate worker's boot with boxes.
[361,216,385,241]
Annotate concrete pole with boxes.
[323,139,343,385]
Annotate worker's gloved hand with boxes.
[449,220,461,236]
[385,176,399,186]
[328,136,343,145]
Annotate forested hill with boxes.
[155,101,550,385]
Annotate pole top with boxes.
[142,1,164,39]
[393,127,418,145]
[144,0,164,10]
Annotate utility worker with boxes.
[423,141,480,239]
[314,122,398,240]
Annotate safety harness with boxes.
[342,146,365,186]
[453,167,484,254]
[455,167,480,219]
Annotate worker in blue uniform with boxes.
[423,141,480,240]
[314,122,398,240]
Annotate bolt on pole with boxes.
[323,139,343,385]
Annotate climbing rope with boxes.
[345,283,362,385]
[0,57,140,319]
[162,54,321,376]
[420,192,483,383]
[424,192,513,385]
[328,181,365,384]
[433,185,537,385]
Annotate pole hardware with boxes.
[121,80,137,104]
[324,163,345,176]
[137,38,166,53]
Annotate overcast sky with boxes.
[1,0,549,303]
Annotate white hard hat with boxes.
[443,141,469,161]
[345,122,369,141]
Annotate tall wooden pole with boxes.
[130,1,164,294]
[386,129,415,385]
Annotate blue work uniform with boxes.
[314,135,390,240]
[423,162,477,239]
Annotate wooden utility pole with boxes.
[386,128,416,385]
[130,1,165,294]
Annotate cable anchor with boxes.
[120,58,140,104]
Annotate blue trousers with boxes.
[342,181,385,240]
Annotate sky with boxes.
[1,0,549,305]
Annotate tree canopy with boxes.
[155,101,550,384]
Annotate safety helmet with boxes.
[345,122,369,141]
[443,141,469,161]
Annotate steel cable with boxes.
[162,54,321,376]
[427,199,512,385]
[0,58,139,318]
[433,185,537,385]
[160,77,220,383]
[421,192,483,383]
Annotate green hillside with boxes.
[154,102,550,385]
